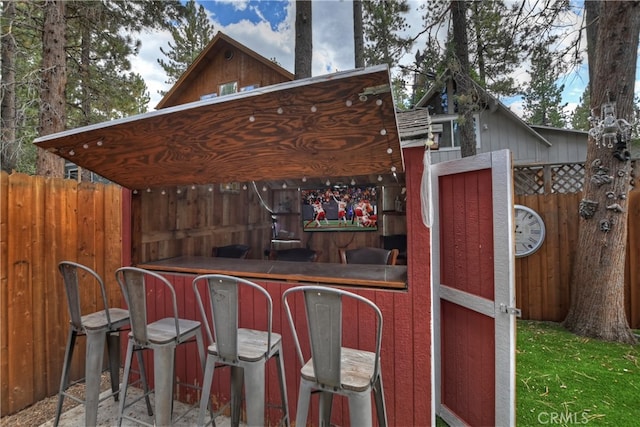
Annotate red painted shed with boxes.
[34,34,516,425]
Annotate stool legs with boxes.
[153,345,176,426]
[373,375,387,427]
[85,329,107,427]
[117,339,135,427]
[197,355,216,427]
[295,380,313,427]
[106,331,121,400]
[54,329,77,427]
[230,366,243,426]
[54,328,109,427]
[244,363,265,426]
[319,392,334,427]
[348,391,373,426]
[275,345,290,427]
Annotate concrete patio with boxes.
[40,387,235,427]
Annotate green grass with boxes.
[517,321,639,426]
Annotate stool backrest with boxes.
[192,274,273,362]
[282,285,383,389]
[339,247,398,265]
[115,267,181,346]
[271,248,320,262]
[58,261,112,331]
[212,244,251,259]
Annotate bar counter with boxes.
[137,255,408,289]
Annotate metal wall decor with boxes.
[606,203,624,213]
[591,169,614,187]
[588,101,633,154]
[579,199,598,219]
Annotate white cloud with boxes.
[132,29,175,109]
[137,0,640,122]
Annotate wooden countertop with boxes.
[137,256,407,289]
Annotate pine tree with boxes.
[2,0,183,175]
[571,87,591,131]
[36,0,66,177]
[158,0,215,91]
[522,44,567,127]
[65,1,158,129]
[362,0,412,68]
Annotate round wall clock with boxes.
[514,204,546,258]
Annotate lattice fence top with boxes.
[514,160,637,195]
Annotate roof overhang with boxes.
[34,65,403,190]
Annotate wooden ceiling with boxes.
[34,66,404,191]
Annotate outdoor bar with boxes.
[34,66,434,426]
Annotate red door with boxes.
[431,150,517,426]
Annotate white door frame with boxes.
[429,149,517,426]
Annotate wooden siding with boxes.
[408,108,588,166]
[2,157,638,417]
[159,41,292,108]
[131,185,272,264]
[132,184,406,265]
[157,33,293,109]
[0,172,123,416]
[531,126,588,164]
[131,147,433,426]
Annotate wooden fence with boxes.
[1,172,123,416]
[1,168,639,416]
[514,190,640,328]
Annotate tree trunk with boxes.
[451,0,475,157]
[1,0,18,172]
[584,0,600,87]
[294,0,312,79]
[36,0,66,177]
[563,0,639,344]
[353,0,364,68]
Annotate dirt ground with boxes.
[0,373,111,427]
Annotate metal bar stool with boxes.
[282,285,387,427]
[55,261,152,427]
[116,267,205,427]
[192,274,289,427]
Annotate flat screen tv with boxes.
[301,184,379,232]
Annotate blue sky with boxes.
[134,0,637,119]
[209,0,288,30]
